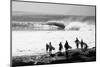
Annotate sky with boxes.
[12,1,95,16]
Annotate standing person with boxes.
[59,42,63,52]
[49,42,55,54]
[83,43,88,52]
[46,43,49,52]
[80,40,84,49]
[64,40,69,51]
[75,37,80,48]
[64,40,70,58]
[81,41,88,52]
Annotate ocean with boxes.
[12,30,95,56]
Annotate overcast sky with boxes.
[12,1,95,16]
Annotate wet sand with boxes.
[12,47,96,66]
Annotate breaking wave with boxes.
[65,22,95,31]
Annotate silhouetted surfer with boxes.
[59,42,63,52]
[80,40,88,51]
[49,42,55,54]
[83,43,88,51]
[75,37,80,48]
[46,43,49,52]
[80,40,84,49]
[64,40,72,51]
[64,40,72,58]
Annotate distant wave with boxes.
[12,15,95,24]
[12,15,95,31]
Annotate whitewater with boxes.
[12,30,95,56]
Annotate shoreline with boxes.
[12,47,96,66]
